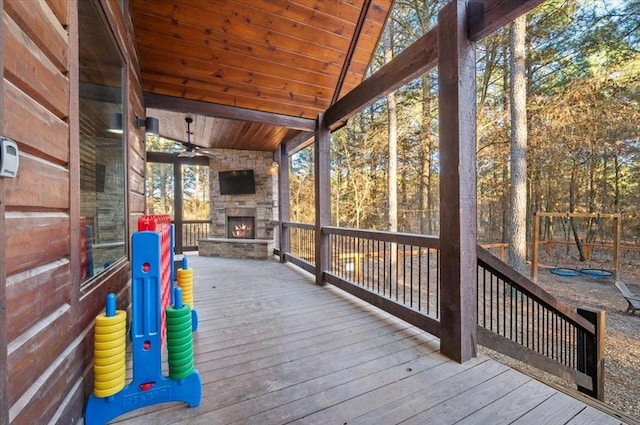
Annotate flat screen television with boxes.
[218,169,255,195]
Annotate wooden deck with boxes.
[112,255,629,425]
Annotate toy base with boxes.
[84,371,202,425]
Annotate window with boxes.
[78,0,126,282]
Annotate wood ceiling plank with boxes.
[134,0,355,57]
[140,71,327,118]
[139,66,327,114]
[137,45,336,100]
[133,12,350,78]
[135,30,340,91]
[280,0,364,25]
[133,0,394,150]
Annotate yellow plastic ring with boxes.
[94,327,126,342]
[94,381,126,398]
[94,321,126,335]
[95,311,127,326]
[94,339,124,351]
[94,364,126,382]
[93,374,125,391]
[94,359,125,375]
[94,349,125,366]
[95,343,126,358]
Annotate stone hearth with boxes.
[198,238,274,260]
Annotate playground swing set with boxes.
[84,215,202,425]
[530,212,621,281]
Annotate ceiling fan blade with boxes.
[177,150,198,158]
[197,146,216,155]
[195,149,216,158]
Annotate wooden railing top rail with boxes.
[282,221,315,230]
[323,226,440,249]
[477,245,595,334]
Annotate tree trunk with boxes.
[569,163,587,261]
[508,15,528,273]
[385,32,398,234]
[420,73,433,234]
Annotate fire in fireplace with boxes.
[227,216,255,239]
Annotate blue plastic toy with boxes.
[84,230,201,425]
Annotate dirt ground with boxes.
[482,251,640,423]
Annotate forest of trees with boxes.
[290,0,640,255]
[145,137,210,220]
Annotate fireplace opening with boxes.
[227,216,255,239]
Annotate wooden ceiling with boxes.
[131,0,392,152]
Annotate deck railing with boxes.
[324,227,440,329]
[282,222,315,272]
[181,219,211,251]
[281,222,605,400]
[477,246,604,399]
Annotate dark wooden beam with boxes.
[143,92,316,132]
[284,131,314,155]
[468,0,545,41]
[438,0,478,363]
[278,143,290,263]
[331,0,372,105]
[325,28,437,130]
[314,114,331,286]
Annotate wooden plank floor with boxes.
[111,255,629,425]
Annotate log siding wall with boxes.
[1,0,145,423]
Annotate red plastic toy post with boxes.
[138,215,172,346]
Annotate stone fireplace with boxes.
[198,149,277,259]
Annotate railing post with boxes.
[314,113,331,286]
[278,143,290,263]
[577,307,605,401]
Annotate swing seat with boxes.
[615,281,640,315]
[549,267,581,277]
[580,268,613,279]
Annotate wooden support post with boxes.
[174,162,184,254]
[438,0,477,363]
[278,143,290,262]
[314,113,331,286]
[531,212,540,281]
[577,307,605,401]
[613,215,620,279]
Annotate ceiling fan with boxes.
[176,116,215,158]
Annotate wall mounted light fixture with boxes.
[135,115,159,135]
[107,112,123,134]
